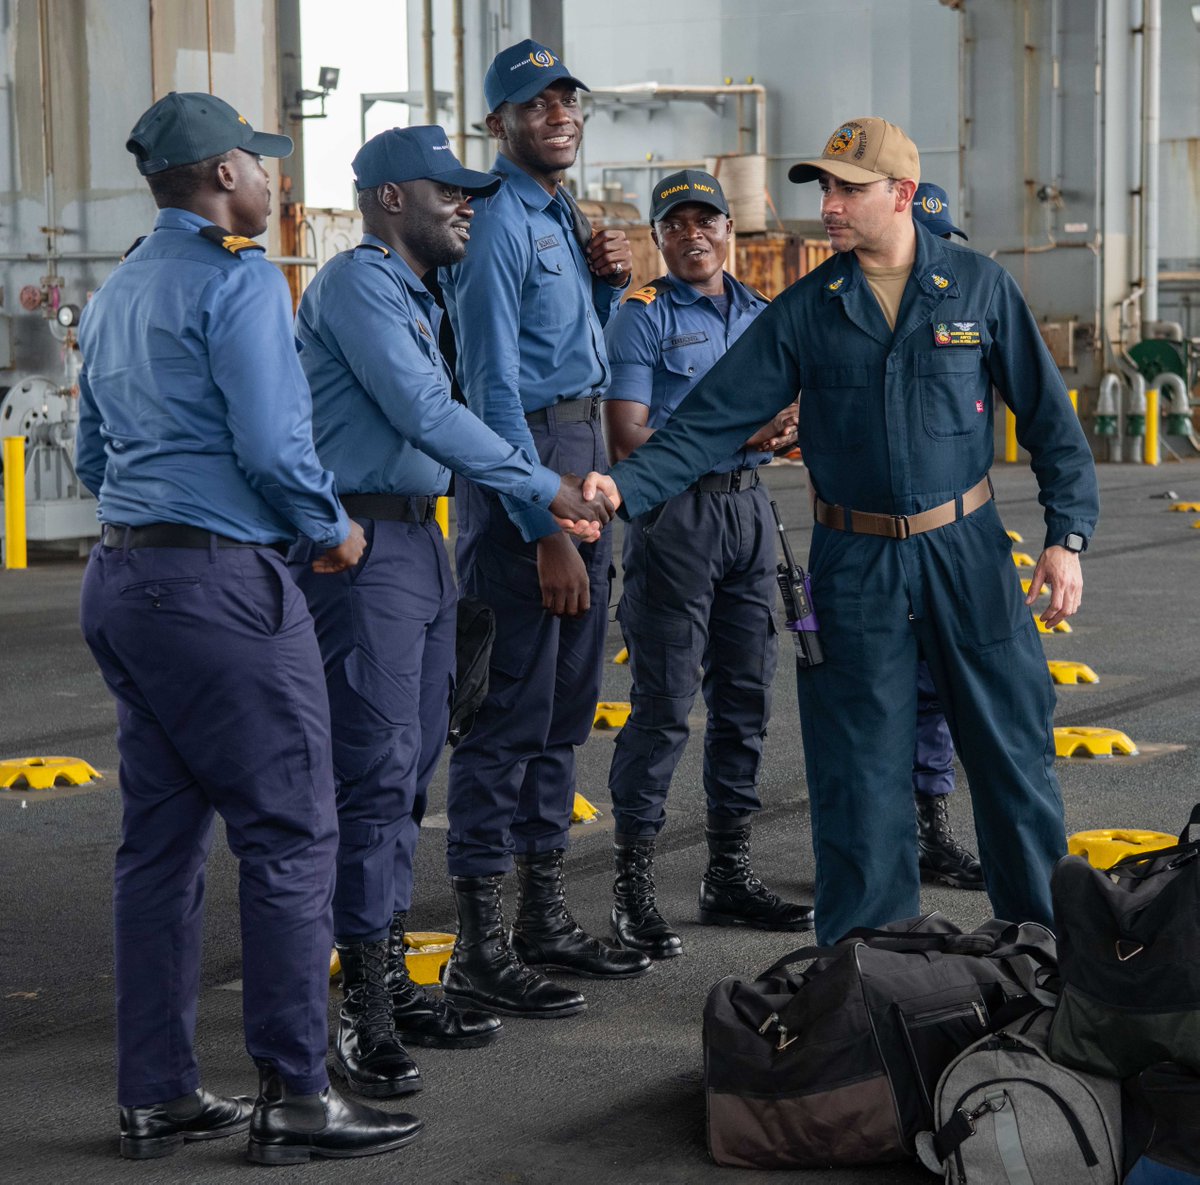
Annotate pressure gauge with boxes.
[56,303,80,328]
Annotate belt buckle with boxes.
[891,514,911,540]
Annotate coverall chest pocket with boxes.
[800,366,870,454]
[918,351,987,439]
[534,248,569,327]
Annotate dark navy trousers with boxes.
[608,482,778,836]
[913,658,956,796]
[446,412,611,876]
[795,501,1065,945]
[80,541,338,1107]
[290,519,456,942]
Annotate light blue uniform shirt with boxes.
[75,208,348,547]
[603,271,772,475]
[439,153,622,541]
[295,235,561,509]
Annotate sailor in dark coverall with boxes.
[587,117,1099,945]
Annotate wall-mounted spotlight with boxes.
[296,66,340,119]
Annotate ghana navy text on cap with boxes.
[913,182,968,241]
[483,39,589,112]
[788,117,920,186]
[352,125,501,195]
[126,92,292,175]
[649,169,730,223]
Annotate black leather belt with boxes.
[692,468,761,494]
[101,523,287,555]
[525,395,601,427]
[340,493,438,524]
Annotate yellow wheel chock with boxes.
[0,756,100,790]
[1035,616,1072,634]
[1046,660,1098,685]
[1021,578,1049,596]
[1068,829,1176,869]
[1011,551,1035,568]
[1192,520,1200,529]
[613,647,630,665]
[593,702,631,729]
[571,792,601,824]
[1168,501,1200,512]
[1006,529,1024,543]
[1054,726,1138,759]
[330,931,456,985]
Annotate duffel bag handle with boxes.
[1181,802,1200,843]
[760,943,843,978]
[759,929,995,981]
[1109,805,1200,877]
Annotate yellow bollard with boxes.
[1144,388,1159,466]
[435,496,449,537]
[1068,388,1078,414]
[1004,407,1018,463]
[3,435,28,570]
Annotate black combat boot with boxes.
[611,837,683,959]
[246,1065,422,1165]
[511,849,651,978]
[387,912,502,1048]
[441,874,587,1018]
[915,792,985,890]
[333,939,421,1098]
[119,1087,253,1159]
[698,815,815,930]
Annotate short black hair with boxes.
[357,185,384,219]
[144,151,231,209]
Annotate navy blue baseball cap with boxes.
[484,39,589,112]
[913,183,967,240]
[127,92,292,175]
[352,125,500,195]
[650,170,729,223]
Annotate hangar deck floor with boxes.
[3,458,1198,1184]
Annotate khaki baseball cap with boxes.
[788,117,921,185]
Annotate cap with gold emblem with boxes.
[788,117,920,186]
[126,92,293,176]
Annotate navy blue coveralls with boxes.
[290,236,561,942]
[603,271,777,836]
[609,223,1099,944]
[439,154,621,876]
[75,208,350,1105]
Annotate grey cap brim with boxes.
[502,71,590,109]
[244,129,295,158]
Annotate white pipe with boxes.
[1096,371,1123,416]
[1153,371,1188,416]
[1141,0,1161,324]
[587,84,767,156]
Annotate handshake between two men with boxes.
[548,473,623,541]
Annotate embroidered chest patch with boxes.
[536,234,560,251]
[664,332,707,349]
[933,320,981,347]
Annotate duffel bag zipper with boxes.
[907,1000,988,1029]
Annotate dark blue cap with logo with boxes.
[649,170,729,223]
[352,125,501,195]
[913,183,967,240]
[484,39,589,112]
[126,92,293,176]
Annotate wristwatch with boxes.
[1061,532,1086,554]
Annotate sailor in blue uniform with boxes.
[590,117,1099,946]
[76,92,420,1164]
[438,39,650,1019]
[289,126,617,1091]
[602,171,814,959]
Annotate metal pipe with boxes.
[422,0,435,126]
[205,0,214,94]
[452,0,466,160]
[36,0,57,280]
[1129,0,1143,315]
[1153,371,1189,416]
[588,84,767,156]
[1097,371,1127,460]
[0,251,125,262]
[1141,0,1161,324]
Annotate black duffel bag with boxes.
[1048,803,1200,1080]
[702,912,1057,1169]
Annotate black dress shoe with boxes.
[387,913,502,1048]
[511,849,652,979]
[119,1087,253,1160]
[698,817,815,931]
[442,874,587,1018]
[916,792,986,890]
[612,837,684,959]
[247,1067,422,1165]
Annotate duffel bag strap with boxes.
[1181,803,1200,844]
[930,1091,1016,1166]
